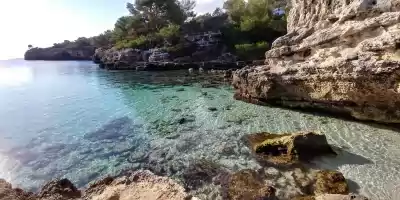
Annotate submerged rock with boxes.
[220,169,278,200]
[232,0,400,123]
[315,170,349,195]
[243,132,336,165]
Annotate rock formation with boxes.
[243,132,336,166]
[0,170,193,200]
[24,47,95,61]
[232,0,400,123]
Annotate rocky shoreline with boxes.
[1,132,369,200]
[232,0,400,124]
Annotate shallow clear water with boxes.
[0,60,399,199]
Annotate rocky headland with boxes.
[232,0,400,123]
[24,46,96,61]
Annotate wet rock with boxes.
[221,169,278,200]
[243,132,336,166]
[176,88,185,92]
[182,159,225,190]
[208,107,218,112]
[315,170,349,195]
[38,179,81,200]
[0,179,36,200]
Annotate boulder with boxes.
[84,170,192,200]
[315,170,349,195]
[243,132,336,165]
[220,169,278,200]
[232,0,400,123]
[38,179,81,200]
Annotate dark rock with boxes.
[84,117,133,141]
[38,179,81,199]
[208,107,218,112]
[182,159,225,190]
[243,132,336,166]
[176,88,185,92]
[25,46,95,61]
[220,169,278,200]
[315,170,349,195]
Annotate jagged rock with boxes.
[315,171,349,195]
[232,0,400,123]
[84,170,192,200]
[38,179,81,200]
[0,179,36,200]
[94,48,142,69]
[242,132,336,165]
[24,46,95,61]
[220,169,278,200]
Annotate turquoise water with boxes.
[0,60,399,199]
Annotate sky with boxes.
[0,0,223,60]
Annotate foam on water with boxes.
[0,60,399,199]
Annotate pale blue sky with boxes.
[0,0,223,59]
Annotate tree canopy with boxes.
[40,0,287,61]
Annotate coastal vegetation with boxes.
[28,0,287,61]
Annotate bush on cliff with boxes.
[235,41,269,61]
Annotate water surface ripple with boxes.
[0,60,399,199]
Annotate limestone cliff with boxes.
[232,0,400,123]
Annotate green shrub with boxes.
[157,24,180,39]
[235,41,268,61]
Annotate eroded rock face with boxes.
[232,0,400,123]
[0,179,36,200]
[93,48,142,69]
[243,132,336,166]
[84,170,191,200]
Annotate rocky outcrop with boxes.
[0,179,35,200]
[243,132,336,166]
[93,48,142,68]
[0,170,193,200]
[232,0,400,123]
[24,46,95,61]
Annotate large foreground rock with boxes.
[232,0,400,123]
[243,132,336,166]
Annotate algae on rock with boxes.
[243,132,336,166]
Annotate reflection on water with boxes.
[0,60,399,199]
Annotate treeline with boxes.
[31,0,287,61]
